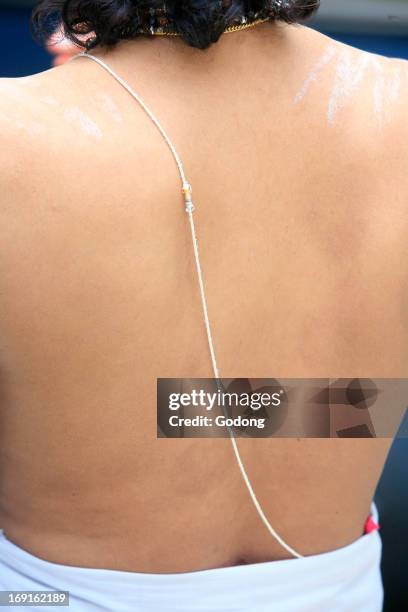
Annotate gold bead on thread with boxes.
[182,182,194,213]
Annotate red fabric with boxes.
[364,515,380,534]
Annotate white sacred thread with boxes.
[70,50,303,559]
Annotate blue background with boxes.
[0,6,407,612]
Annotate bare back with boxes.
[0,23,407,573]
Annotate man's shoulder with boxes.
[298,33,408,232]
[0,77,36,174]
[348,47,408,131]
[0,68,68,159]
[374,55,408,160]
[0,74,48,145]
[0,72,60,196]
[323,43,408,159]
[293,28,408,132]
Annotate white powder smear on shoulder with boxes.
[63,106,103,140]
[96,92,123,123]
[0,80,25,101]
[293,44,337,104]
[327,49,371,125]
[371,58,387,128]
[15,119,44,137]
[293,43,405,130]
[389,65,402,103]
[0,104,45,137]
[39,95,60,107]
[17,76,40,88]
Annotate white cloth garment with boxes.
[0,504,383,612]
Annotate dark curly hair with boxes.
[31,1,320,51]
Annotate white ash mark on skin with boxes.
[375,60,403,127]
[370,56,403,128]
[327,48,372,126]
[63,106,103,140]
[96,92,123,123]
[0,105,45,136]
[16,76,40,88]
[293,43,404,130]
[389,64,402,103]
[293,43,338,104]
[39,95,60,107]
[0,80,26,101]
[371,57,387,129]
[15,119,44,136]
[1,113,45,136]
